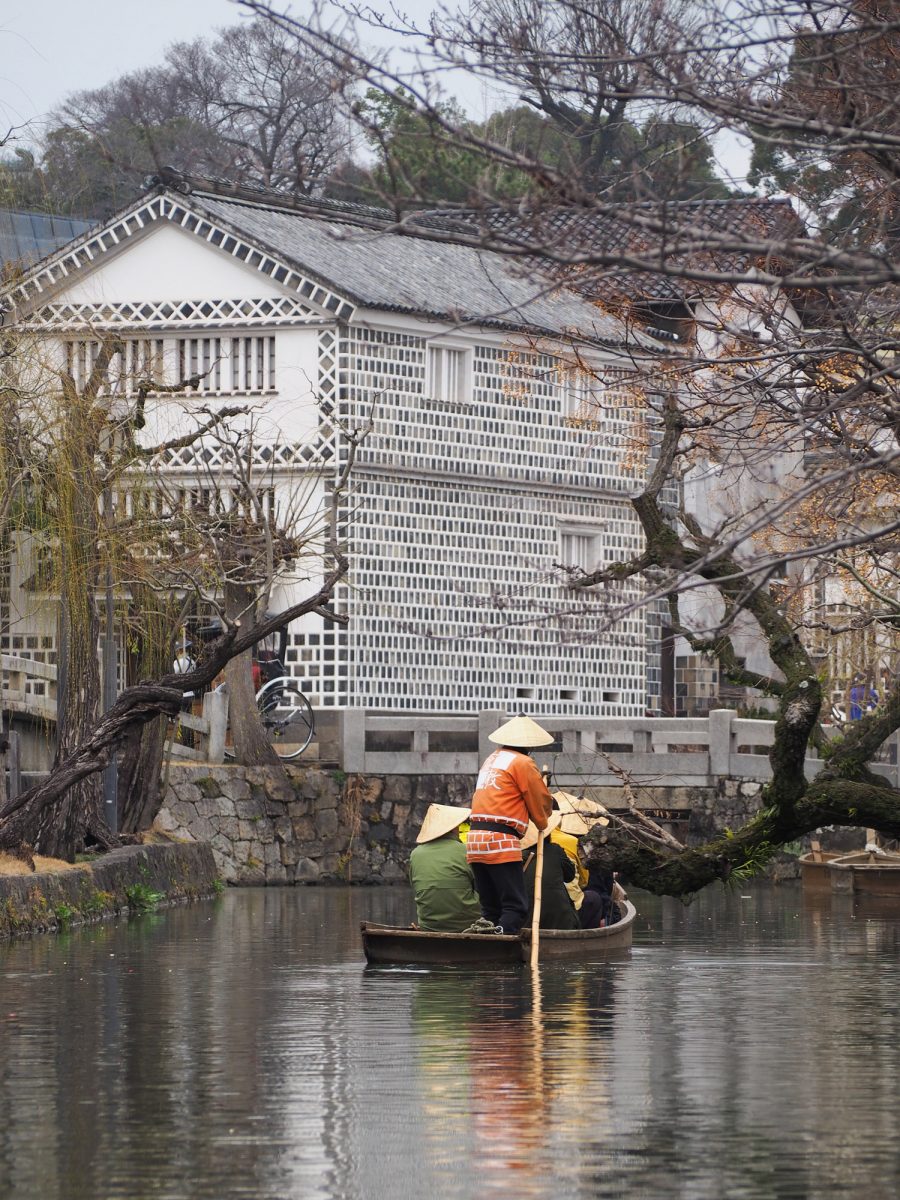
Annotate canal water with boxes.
[1,883,899,1200]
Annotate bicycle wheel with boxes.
[255,677,315,759]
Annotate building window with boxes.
[427,345,470,404]
[64,338,164,395]
[558,526,602,576]
[559,372,601,428]
[179,335,276,394]
[63,335,276,398]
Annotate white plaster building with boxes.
[2,181,665,719]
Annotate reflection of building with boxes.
[2,179,659,720]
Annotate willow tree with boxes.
[242,0,900,895]
[2,334,242,856]
[0,325,353,857]
[0,384,366,854]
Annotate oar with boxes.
[530,826,545,969]
[530,761,550,969]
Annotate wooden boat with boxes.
[825,848,900,898]
[800,838,900,898]
[798,843,842,893]
[361,901,636,966]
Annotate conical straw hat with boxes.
[488,715,555,748]
[520,810,562,849]
[553,790,610,828]
[415,803,472,844]
[558,810,591,836]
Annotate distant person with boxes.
[849,681,878,720]
[409,804,482,932]
[466,715,554,934]
[172,639,196,701]
[551,817,589,911]
[521,811,580,931]
[551,792,613,929]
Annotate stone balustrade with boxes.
[330,708,900,788]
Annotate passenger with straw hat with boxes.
[551,791,614,928]
[465,715,555,934]
[521,811,580,930]
[409,804,482,932]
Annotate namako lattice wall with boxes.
[6,291,652,716]
[282,324,649,714]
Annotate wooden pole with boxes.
[530,761,550,969]
[530,828,545,969]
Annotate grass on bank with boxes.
[0,852,81,876]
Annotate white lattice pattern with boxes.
[341,330,641,495]
[27,296,320,330]
[282,324,648,712]
[154,430,335,472]
[344,477,644,714]
[7,194,356,322]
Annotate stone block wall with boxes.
[158,765,788,886]
[157,765,475,886]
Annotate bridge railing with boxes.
[332,708,900,787]
[1,655,58,722]
[1,655,230,787]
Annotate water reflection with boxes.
[0,883,899,1199]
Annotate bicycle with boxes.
[197,619,315,761]
[253,673,316,760]
[219,670,316,761]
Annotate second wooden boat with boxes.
[800,837,900,898]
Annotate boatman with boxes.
[466,715,555,934]
[409,804,482,932]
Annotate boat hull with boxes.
[800,850,900,898]
[361,902,636,965]
[798,851,841,893]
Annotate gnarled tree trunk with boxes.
[223,582,285,771]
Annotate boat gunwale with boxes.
[360,901,636,963]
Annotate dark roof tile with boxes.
[0,209,94,270]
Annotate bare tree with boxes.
[28,19,350,217]
[0,408,366,855]
[237,0,900,894]
[166,19,347,192]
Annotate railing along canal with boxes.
[329,708,900,788]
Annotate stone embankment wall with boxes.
[157,765,475,885]
[0,843,218,939]
[156,765,781,886]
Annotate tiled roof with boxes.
[0,209,94,270]
[190,190,638,346]
[409,198,806,302]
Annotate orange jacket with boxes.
[467,749,553,865]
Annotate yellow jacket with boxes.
[552,829,588,909]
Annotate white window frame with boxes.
[558,523,603,579]
[559,371,602,426]
[426,343,472,405]
[62,333,277,398]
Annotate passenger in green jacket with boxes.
[409,804,482,932]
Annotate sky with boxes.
[1,0,242,137]
[0,0,750,183]
[0,0,490,142]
